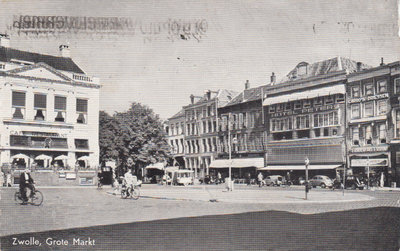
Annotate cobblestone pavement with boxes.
[0,185,399,237]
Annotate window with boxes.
[325,96,334,105]
[365,125,373,145]
[377,100,387,115]
[314,97,323,106]
[75,139,89,149]
[395,78,400,94]
[351,104,360,119]
[379,124,386,143]
[364,102,374,117]
[34,94,46,121]
[323,128,329,137]
[285,103,291,111]
[315,128,320,137]
[336,94,345,103]
[352,86,360,98]
[269,105,275,113]
[303,100,311,108]
[276,104,283,112]
[76,99,88,124]
[54,96,67,122]
[239,113,243,129]
[396,110,400,138]
[12,91,26,119]
[352,127,359,145]
[294,101,302,110]
[364,83,374,96]
[295,115,309,129]
[377,80,387,93]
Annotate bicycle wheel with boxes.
[131,186,140,200]
[126,187,133,199]
[31,190,43,206]
[14,191,24,204]
[121,189,128,199]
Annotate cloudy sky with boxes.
[0,0,399,119]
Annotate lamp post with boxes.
[305,157,309,200]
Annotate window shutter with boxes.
[55,96,67,110]
[76,99,88,112]
[12,92,26,107]
[34,94,47,109]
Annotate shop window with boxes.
[303,100,311,108]
[336,94,345,103]
[314,97,323,106]
[379,124,386,144]
[377,80,387,93]
[364,102,374,117]
[294,101,302,110]
[12,91,26,119]
[351,86,360,98]
[325,96,334,105]
[377,100,387,115]
[351,104,360,119]
[395,78,400,94]
[352,127,359,145]
[269,105,275,113]
[273,131,293,141]
[364,83,374,96]
[365,125,373,145]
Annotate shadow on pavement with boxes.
[1,207,399,251]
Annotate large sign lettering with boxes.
[350,146,389,153]
[270,104,339,118]
[10,131,67,138]
[351,158,388,167]
[348,93,389,104]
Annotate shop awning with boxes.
[257,165,341,171]
[165,166,179,173]
[263,84,345,105]
[209,158,264,168]
[145,162,165,170]
[11,153,30,160]
[35,154,52,160]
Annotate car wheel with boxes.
[320,183,326,188]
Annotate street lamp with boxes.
[305,157,309,200]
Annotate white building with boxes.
[0,34,100,170]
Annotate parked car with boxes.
[264,175,283,186]
[309,175,333,188]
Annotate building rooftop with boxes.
[224,85,268,107]
[169,109,185,120]
[0,46,85,74]
[184,89,239,108]
[279,57,371,83]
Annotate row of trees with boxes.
[99,102,171,174]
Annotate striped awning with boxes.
[257,165,341,171]
[263,84,345,106]
[210,158,264,168]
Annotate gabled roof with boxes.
[224,85,268,107]
[184,89,239,108]
[0,46,85,74]
[169,109,185,120]
[6,62,72,81]
[279,57,371,83]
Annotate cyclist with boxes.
[124,169,135,190]
[19,167,35,203]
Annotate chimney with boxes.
[244,80,250,90]
[0,34,10,48]
[356,62,362,72]
[270,72,276,84]
[380,57,384,66]
[190,94,194,104]
[59,44,71,58]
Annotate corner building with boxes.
[262,57,370,177]
[0,35,100,171]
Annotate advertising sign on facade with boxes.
[66,173,77,180]
[351,158,388,167]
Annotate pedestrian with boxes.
[247,172,251,185]
[217,172,222,184]
[6,172,12,187]
[257,172,264,187]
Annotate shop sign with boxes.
[66,173,76,180]
[350,146,388,153]
[59,172,66,178]
[80,177,93,185]
[348,93,389,104]
[351,158,388,167]
[270,104,339,118]
[10,131,67,138]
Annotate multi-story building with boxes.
[182,89,237,178]
[210,80,270,177]
[262,57,370,178]
[347,60,400,186]
[165,109,185,166]
[0,34,100,185]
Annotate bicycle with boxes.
[15,186,43,206]
[120,183,140,200]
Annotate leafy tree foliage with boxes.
[99,103,171,173]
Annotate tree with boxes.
[99,103,171,173]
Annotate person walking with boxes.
[257,172,264,187]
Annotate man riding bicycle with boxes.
[19,168,35,203]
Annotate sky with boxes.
[0,0,399,119]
